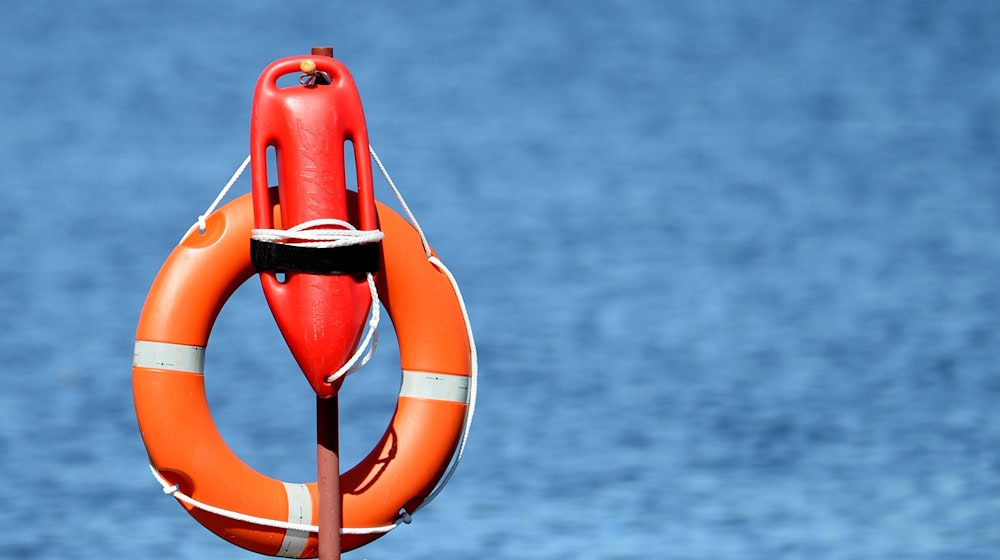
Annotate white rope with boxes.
[252,218,385,247]
[325,271,380,385]
[368,145,479,516]
[251,217,384,386]
[180,154,251,244]
[414,255,478,513]
[370,145,432,258]
[148,465,400,535]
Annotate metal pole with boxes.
[310,44,341,560]
[317,394,342,560]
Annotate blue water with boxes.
[2,1,1000,558]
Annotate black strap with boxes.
[250,238,380,275]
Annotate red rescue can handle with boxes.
[249,54,377,234]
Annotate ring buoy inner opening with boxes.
[132,188,473,557]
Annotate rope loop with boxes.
[252,218,385,247]
[324,271,380,385]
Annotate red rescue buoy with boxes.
[249,54,379,398]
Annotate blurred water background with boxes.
[1,1,999,558]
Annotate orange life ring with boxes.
[132,188,473,556]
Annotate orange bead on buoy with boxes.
[300,58,317,74]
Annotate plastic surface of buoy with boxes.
[250,54,379,398]
[132,190,471,556]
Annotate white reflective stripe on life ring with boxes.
[277,482,312,558]
[400,371,469,403]
[133,340,206,374]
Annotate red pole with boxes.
[315,40,342,560]
[317,394,341,560]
